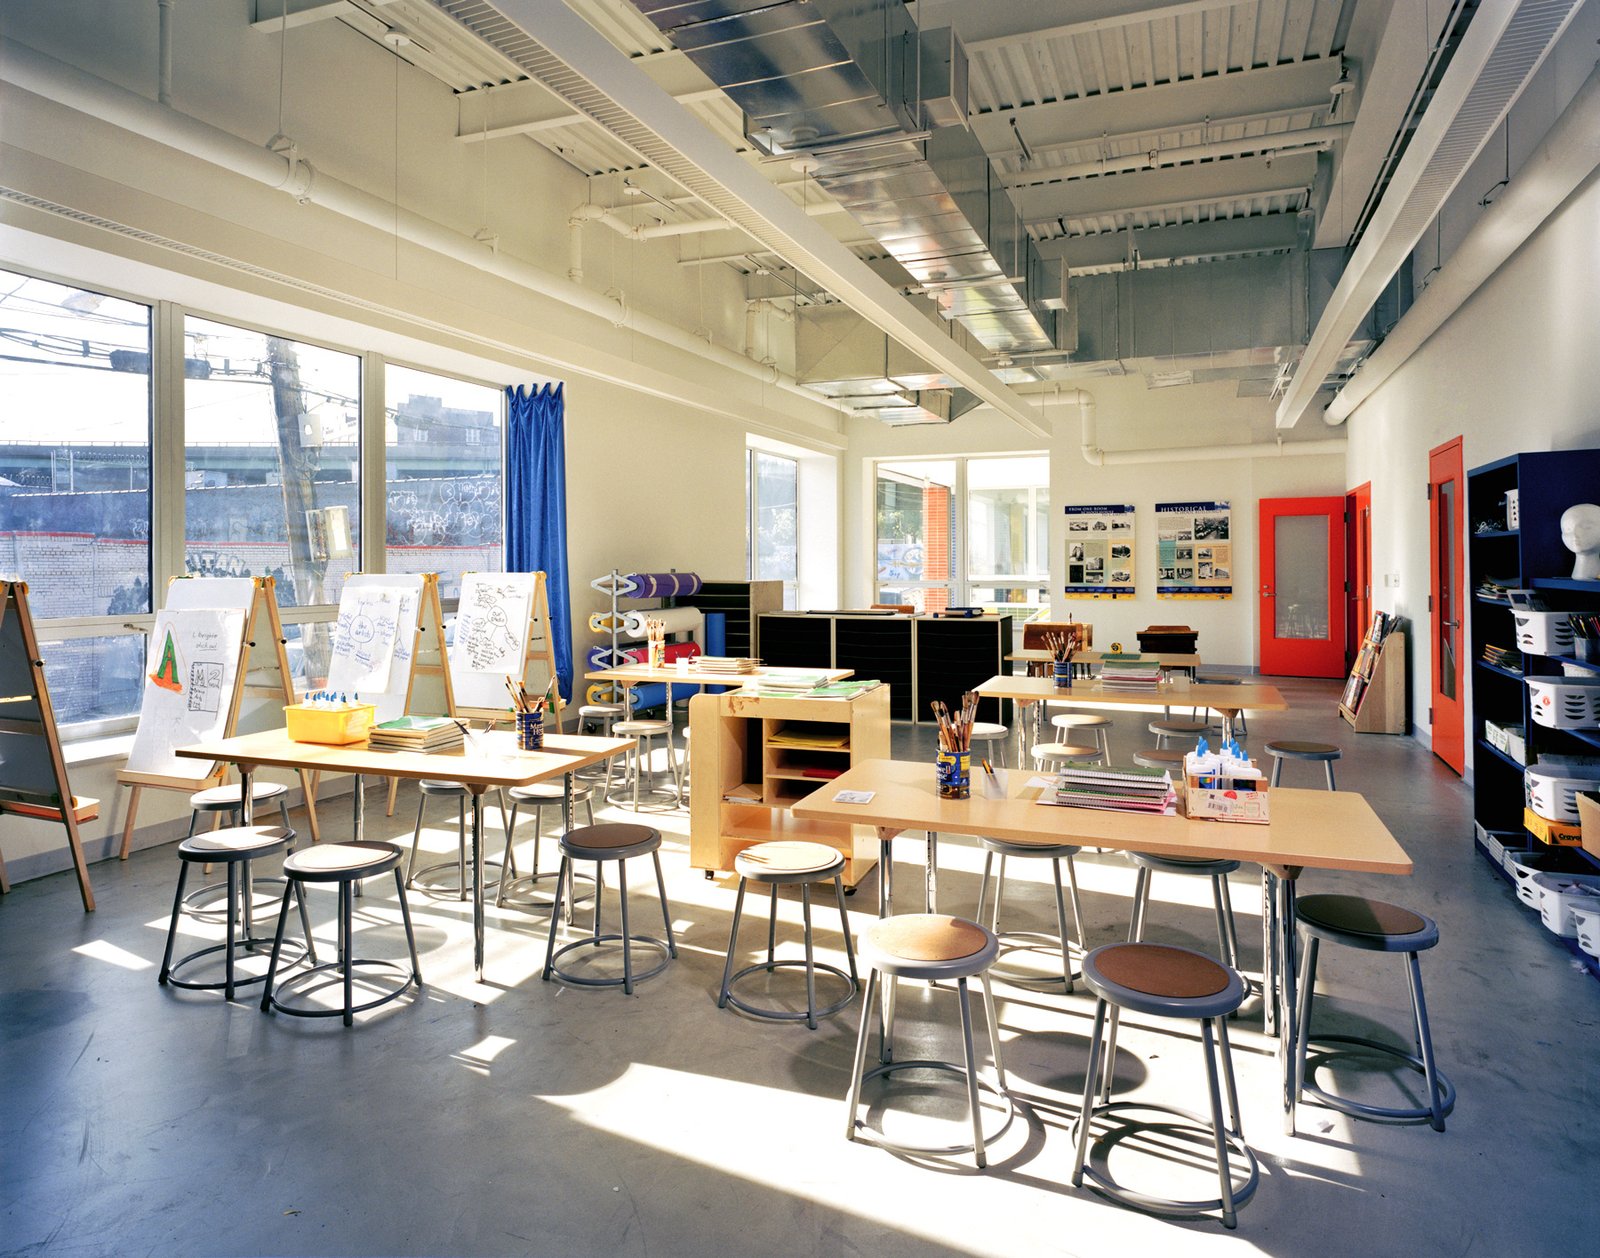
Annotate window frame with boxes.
[747,446,799,608]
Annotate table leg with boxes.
[1219,708,1239,743]
[238,765,255,825]
[925,830,938,914]
[469,783,487,982]
[561,772,575,926]
[1261,869,1279,1037]
[1274,871,1301,1134]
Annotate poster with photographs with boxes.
[1156,501,1233,599]
[1063,504,1136,597]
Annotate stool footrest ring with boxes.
[1299,1034,1457,1123]
[722,958,856,1023]
[1071,1101,1259,1220]
[850,1059,1015,1157]
[180,875,293,917]
[406,857,508,897]
[163,936,306,992]
[990,930,1082,989]
[546,933,672,988]
[263,957,417,1018]
[497,869,596,911]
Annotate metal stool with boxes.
[1049,712,1113,760]
[578,702,625,780]
[159,826,311,1002]
[969,721,1009,768]
[1194,676,1246,733]
[1127,853,1247,996]
[1072,942,1257,1229]
[261,842,422,1028]
[1266,741,1341,790]
[496,780,597,909]
[975,837,1087,992]
[406,780,510,899]
[1132,747,1187,772]
[1149,718,1215,748]
[180,781,296,913]
[610,719,681,809]
[542,823,677,995]
[845,914,1013,1168]
[1032,741,1105,771]
[718,841,858,1029]
[1292,894,1455,1133]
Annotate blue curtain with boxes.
[506,382,572,703]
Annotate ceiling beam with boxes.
[907,0,1239,53]
[249,0,397,32]
[1016,151,1318,222]
[971,58,1342,156]
[1034,212,1304,269]
[457,49,720,141]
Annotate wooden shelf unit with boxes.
[1338,616,1407,733]
[689,685,890,884]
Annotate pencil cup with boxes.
[517,711,544,751]
[1577,638,1596,662]
[936,748,971,799]
[1053,660,1072,688]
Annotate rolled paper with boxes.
[589,573,639,596]
[588,611,628,634]
[623,571,702,599]
[704,611,726,657]
[621,606,704,639]
[585,683,617,705]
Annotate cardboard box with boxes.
[1580,790,1600,861]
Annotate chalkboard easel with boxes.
[0,580,97,911]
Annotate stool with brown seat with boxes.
[1072,941,1257,1229]
[1291,894,1455,1133]
[1266,741,1342,790]
[845,914,1013,1169]
[1126,853,1248,1007]
[717,840,857,1029]
[1131,746,1187,773]
[542,823,677,995]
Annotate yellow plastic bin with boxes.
[285,703,375,745]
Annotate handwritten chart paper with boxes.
[327,585,405,694]
[127,608,247,779]
[454,575,531,675]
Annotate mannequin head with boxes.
[1560,503,1600,579]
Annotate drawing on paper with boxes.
[328,586,404,694]
[186,662,223,714]
[454,578,529,674]
[150,629,183,692]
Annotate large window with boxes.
[385,365,504,601]
[0,269,152,724]
[875,455,1049,620]
[748,449,798,608]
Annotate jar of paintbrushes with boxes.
[933,693,977,799]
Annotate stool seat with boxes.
[1089,943,1243,1018]
[979,835,1081,861]
[1266,740,1341,761]
[1032,743,1102,762]
[580,702,625,716]
[544,823,676,995]
[179,825,293,861]
[1150,719,1211,736]
[613,719,670,736]
[734,840,843,882]
[1130,851,1241,877]
[285,841,402,882]
[189,781,288,808]
[562,822,660,861]
[1296,894,1435,950]
[1050,713,1113,728]
[864,914,997,973]
[970,721,1008,738]
[419,779,468,795]
[1132,747,1187,769]
[508,780,594,803]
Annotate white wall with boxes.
[844,379,1346,666]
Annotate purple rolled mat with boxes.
[624,571,702,599]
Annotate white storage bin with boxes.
[1529,871,1600,937]
[1525,675,1600,730]
[1573,906,1600,959]
[1525,764,1600,823]
[1513,611,1582,656]
[1507,850,1552,908]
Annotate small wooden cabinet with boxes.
[688,685,890,885]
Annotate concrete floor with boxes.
[4,677,1599,1257]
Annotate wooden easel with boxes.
[450,570,566,725]
[118,575,320,855]
[0,581,97,910]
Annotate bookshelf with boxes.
[1338,613,1407,733]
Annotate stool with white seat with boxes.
[845,914,1013,1168]
[975,836,1087,992]
[1266,741,1342,790]
[610,719,681,809]
[1072,941,1257,1228]
[968,721,1010,768]
[718,841,857,1029]
[1049,712,1113,760]
[1291,894,1455,1133]
[1031,741,1105,772]
[577,703,625,780]
[179,781,297,915]
[496,780,597,909]
[406,780,510,899]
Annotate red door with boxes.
[1429,438,1466,774]
[1259,496,1347,676]
[1346,482,1373,667]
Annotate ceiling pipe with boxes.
[1073,390,1344,465]
[1325,57,1600,426]
[0,37,826,410]
[1007,123,1352,187]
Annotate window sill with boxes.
[61,733,136,768]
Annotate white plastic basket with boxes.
[1525,675,1600,729]
[1513,610,1580,655]
[1525,765,1600,823]
[1507,850,1555,908]
[1530,871,1600,937]
[1573,906,1600,959]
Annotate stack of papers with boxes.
[694,657,760,675]
[1047,762,1175,814]
[1099,663,1162,690]
[749,672,829,692]
[806,679,881,698]
[368,715,463,752]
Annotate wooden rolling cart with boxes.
[688,684,889,886]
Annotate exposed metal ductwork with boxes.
[630,0,1066,356]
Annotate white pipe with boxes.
[157,0,174,107]
[1073,389,1344,464]
[578,198,841,242]
[0,37,823,406]
[1025,123,1351,185]
[1325,58,1600,426]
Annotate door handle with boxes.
[1444,619,1460,629]
[1261,586,1274,596]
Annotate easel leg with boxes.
[0,847,10,894]
[119,785,143,859]
[62,810,95,912]
[386,776,400,817]
[299,769,321,842]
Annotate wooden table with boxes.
[1007,649,1202,676]
[176,728,633,981]
[793,757,1412,1127]
[977,672,1286,750]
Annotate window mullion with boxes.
[150,300,186,593]
[360,352,385,573]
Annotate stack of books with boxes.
[368,714,463,752]
[1099,662,1162,690]
[1482,643,1520,673]
[1049,762,1176,814]
[748,672,829,692]
[693,656,760,675]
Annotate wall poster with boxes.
[1063,504,1136,598]
[1156,501,1233,599]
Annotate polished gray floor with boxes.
[4,678,1599,1257]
